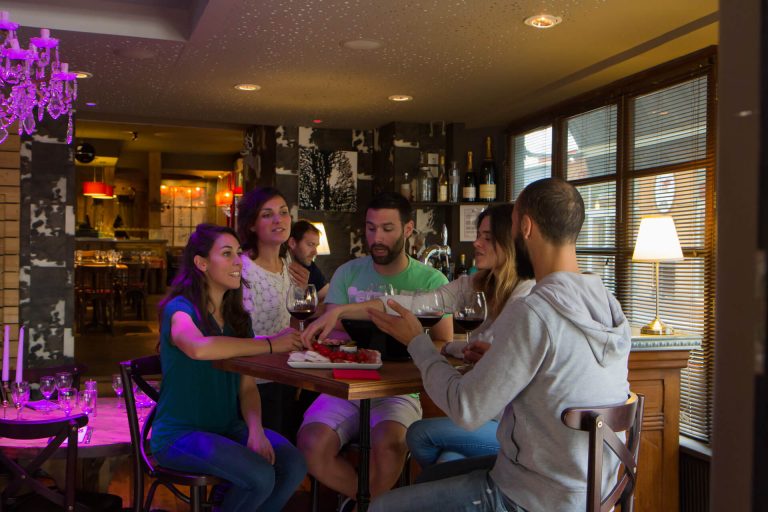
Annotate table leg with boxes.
[357,398,371,512]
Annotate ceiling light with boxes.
[74,71,92,79]
[234,83,261,91]
[523,14,562,29]
[388,95,413,102]
[85,102,97,107]
[312,119,323,124]
[341,39,383,51]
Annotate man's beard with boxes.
[514,232,535,280]
[369,235,405,265]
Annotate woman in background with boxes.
[152,223,305,512]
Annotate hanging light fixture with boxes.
[82,167,114,199]
[0,11,77,144]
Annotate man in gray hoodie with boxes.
[369,177,631,511]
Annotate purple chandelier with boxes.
[0,11,77,144]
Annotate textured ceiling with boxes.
[10,0,718,134]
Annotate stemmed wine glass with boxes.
[287,284,318,332]
[112,374,124,408]
[55,371,73,392]
[10,381,29,420]
[454,291,487,344]
[412,290,445,335]
[58,387,77,416]
[39,375,56,413]
[81,389,97,417]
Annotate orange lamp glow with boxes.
[83,181,107,197]
[215,190,233,206]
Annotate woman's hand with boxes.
[367,299,423,346]
[301,309,342,347]
[462,340,492,364]
[288,261,310,288]
[270,328,303,352]
[247,427,275,465]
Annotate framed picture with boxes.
[459,204,486,242]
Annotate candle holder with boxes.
[2,381,9,419]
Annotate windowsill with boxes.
[680,435,711,461]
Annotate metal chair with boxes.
[561,392,645,512]
[120,355,222,512]
[0,414,89,511]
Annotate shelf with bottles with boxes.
[412,200,508,208]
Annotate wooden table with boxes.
[215,353,425,512]
[0,397,131,491]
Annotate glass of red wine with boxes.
[287,283,318,332]
[412,290,445,335]
[454,291,487,344]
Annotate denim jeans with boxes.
[154,424,307,512]
[369,469,525,512]
[406,417,500,467]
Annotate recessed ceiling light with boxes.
[85,102,97,107]
[74,71,92,79]
[341,39,383,51]
[388,95,413,102]
[523,14,562,29]
[234,83,261,91]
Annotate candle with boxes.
[15,326,23,384]
[40,28,50,39]
[2,325,8,382]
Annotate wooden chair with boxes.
[120,356,222,512]
[0,414,89,511]
[75,265,117,333]
[561,392,645,512]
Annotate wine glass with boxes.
[81,389,97,416]
[58,387,77,416]
[412,290,445,335]
[55,371,73,392]
[10,381,29,420]
[112,374,124,408]
[39,375,56,412]
[454,291,487,344]
[287,284,318,332]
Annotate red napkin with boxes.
[332,369,381,380]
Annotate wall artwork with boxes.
[298,148,358,212]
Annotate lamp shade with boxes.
[83,181,107,197]
[632,215,684,262]
[311,222,331,255]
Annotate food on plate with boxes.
[288,342,381,364]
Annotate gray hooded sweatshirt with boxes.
[407,271,631,511]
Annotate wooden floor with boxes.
[74,294,337,512]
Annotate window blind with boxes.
[510,126,552,200]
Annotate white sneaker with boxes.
[338,496,356,512]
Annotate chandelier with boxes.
[0,11,77,145]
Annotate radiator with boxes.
[679,443,710,512]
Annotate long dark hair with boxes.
[237,187,289,258]
[159,223,251,337]
[472,203,522,320]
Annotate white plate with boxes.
[287,361,382,370]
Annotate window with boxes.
[507,61,716,442]
[160,181,210,247]
[510,126,552,200]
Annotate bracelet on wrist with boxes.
[265,337,273,354]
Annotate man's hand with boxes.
[270,328,303,352]
[462,340,492,364]
[288,261,310,288]
[367,299,423,346]
[247,427,275,465]
[301,309,342,347]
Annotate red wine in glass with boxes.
[454,316,484,332]
[289,306,316,322]
[416,313,443,328]
[287,284,318,332]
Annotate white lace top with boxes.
[241,255,292,336]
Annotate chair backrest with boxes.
[120,355,162,510]
[24,361,89,393]
[0,414,89,510]
[561,392,645,512]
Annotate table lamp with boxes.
[632,215,684,335]
[311,222,331,256]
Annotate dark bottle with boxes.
[479,136,497,202]
[462,152,477,202]
[455,254,468,277]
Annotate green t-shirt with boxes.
[326,255,449,305]
[150,296,249,453]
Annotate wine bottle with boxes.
[437,155,448,202]
[401,170,412,201]
[462,152,477,202]
[418,152,433,202]
[479,136,497,202]
[468,257,478,275]
[448,161,460,203]
[455,254,468,277]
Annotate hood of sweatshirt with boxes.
[532,271,630,366]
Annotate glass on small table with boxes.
[112,373,124,408]
[287,283,318,332]
[54,371,73,392]
[39,375,56,413]
[58,387,77,417]
[454,291,487,344]
[412,290,445,335]
[81,389,97,417]
[10,381,29,420]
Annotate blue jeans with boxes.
[406,417,500,467]
[370,469,525,512]
[154,425,307,512]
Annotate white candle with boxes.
[2,325,8,382]
[15,326,23,384]
[40,28,50,39]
